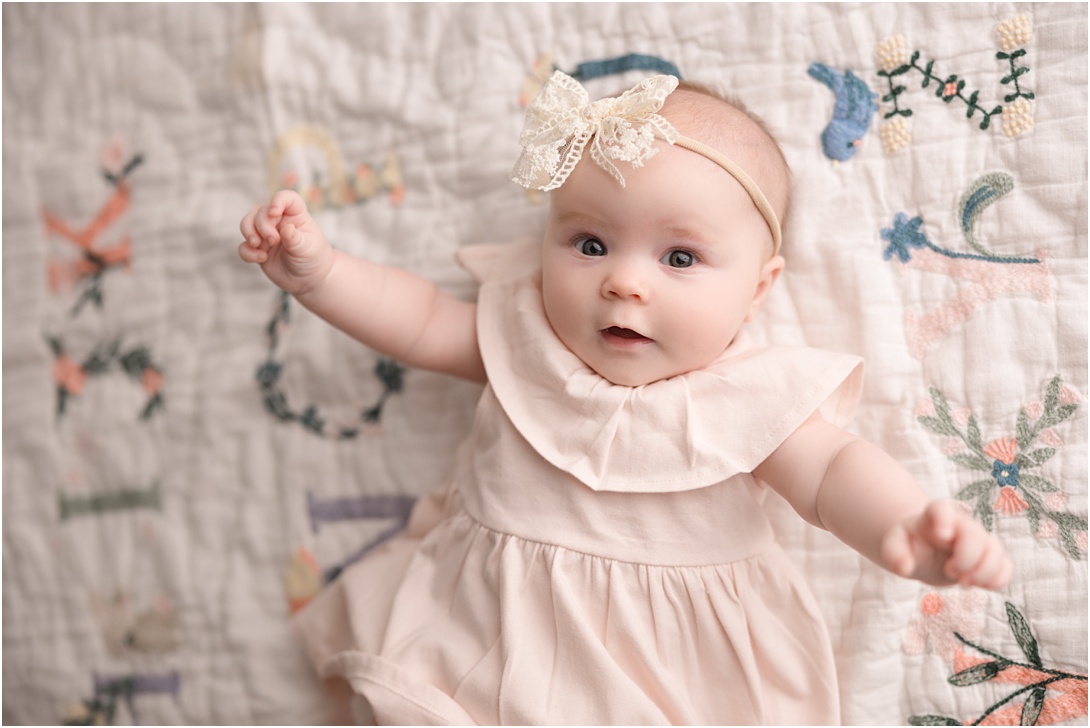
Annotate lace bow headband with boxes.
[511,70,782,254]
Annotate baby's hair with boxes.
[666,80,794,245]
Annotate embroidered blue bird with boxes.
[807,63,878,162]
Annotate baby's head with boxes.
[659,81,791,257]
[514,73,789,387]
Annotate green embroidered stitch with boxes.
[918,376,1086,559]
[47,337,165,421]
[256,291,405,439]
[958,172,1018,258]
[908,602,1088,726]
[875,19,1035,140]
[59,481,162,520]
[878,50,1003,130]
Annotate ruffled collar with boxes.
[463,242,863,493]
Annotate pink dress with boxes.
[294,244,864,725]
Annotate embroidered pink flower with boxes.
[53,356,87,395]
[1025,401,1044,419]
[1059,385,1081,405]
[996,486,1029,515]
[1038,428,1064,447]
[141,367,164,396]
[942,81,959,99]
[902,589,987,659]
[984,437,1018,464]
[942,437,964,455]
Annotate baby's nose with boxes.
[601,262,651,301]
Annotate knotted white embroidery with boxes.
[512,71,680,190]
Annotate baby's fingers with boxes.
[880,524,917,579]
[238,239,269,264]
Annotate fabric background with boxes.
[3,3,1086,724]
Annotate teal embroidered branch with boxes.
[998,49,1035,103]
[917,377,1086,559]
[872,41,1033,132]
[908,602,1088,726]
[257,290,405,439]
[880,212,1039,265]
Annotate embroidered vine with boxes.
[916,376,1086,559]
[879,172,1055,358]
[875,15,1035,154]
[256,291,406,439]
[47,337,165,421]
[908,602,1087,726]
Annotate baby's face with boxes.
[541,142,783,387]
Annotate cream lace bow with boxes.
[512,71,680,190]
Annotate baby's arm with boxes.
[752,416,1012,590]
[239,191,485,382]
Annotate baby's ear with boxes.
[743,255,784,322]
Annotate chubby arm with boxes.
[239,191,485,383]
[753,415,1011,590]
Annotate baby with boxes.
[240,72,1011,725]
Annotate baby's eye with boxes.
[575,237,606,257]
[663,249,696,268]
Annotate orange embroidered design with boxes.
[43,147,142,315]
[908,602,1087,726]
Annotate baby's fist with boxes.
[881,500,1012,591]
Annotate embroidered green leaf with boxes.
[956,479,995,501]
[966,414,983,450]
[1021,685,1046,725]
[949,659,1009,686]
[1018,447,1056,468]
[1018,473,1059,493]
[918,415,958,437]
[958,173,1015,257]
[908,716,961,726]
[1016,407,1033,450]
[1005,602,1042,668]
[949,452,992,471]
[975,496,995,532]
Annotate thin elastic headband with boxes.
[511,71,782,254]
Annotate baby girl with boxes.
[239,71,1011,725]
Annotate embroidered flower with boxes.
[985,437,1022,498]
[996,15,1032,52]
[902,589,987,660]
[984,436,1017,465]
[941,79,960,100]
[879,117,911,154]
[881,212,928,262]
[995,486,1029,514]
[53,355,87,395]
[141,367,164,397]
[1001,97,1034,137]
[875,35,908,73]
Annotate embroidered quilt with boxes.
[3,3,1085,724]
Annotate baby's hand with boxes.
[880,500,1012,590]
[238,190,334,295]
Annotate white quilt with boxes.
[3,3,1086,725]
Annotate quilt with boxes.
[3,3,1086,725]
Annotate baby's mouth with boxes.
[602,326,652,343]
